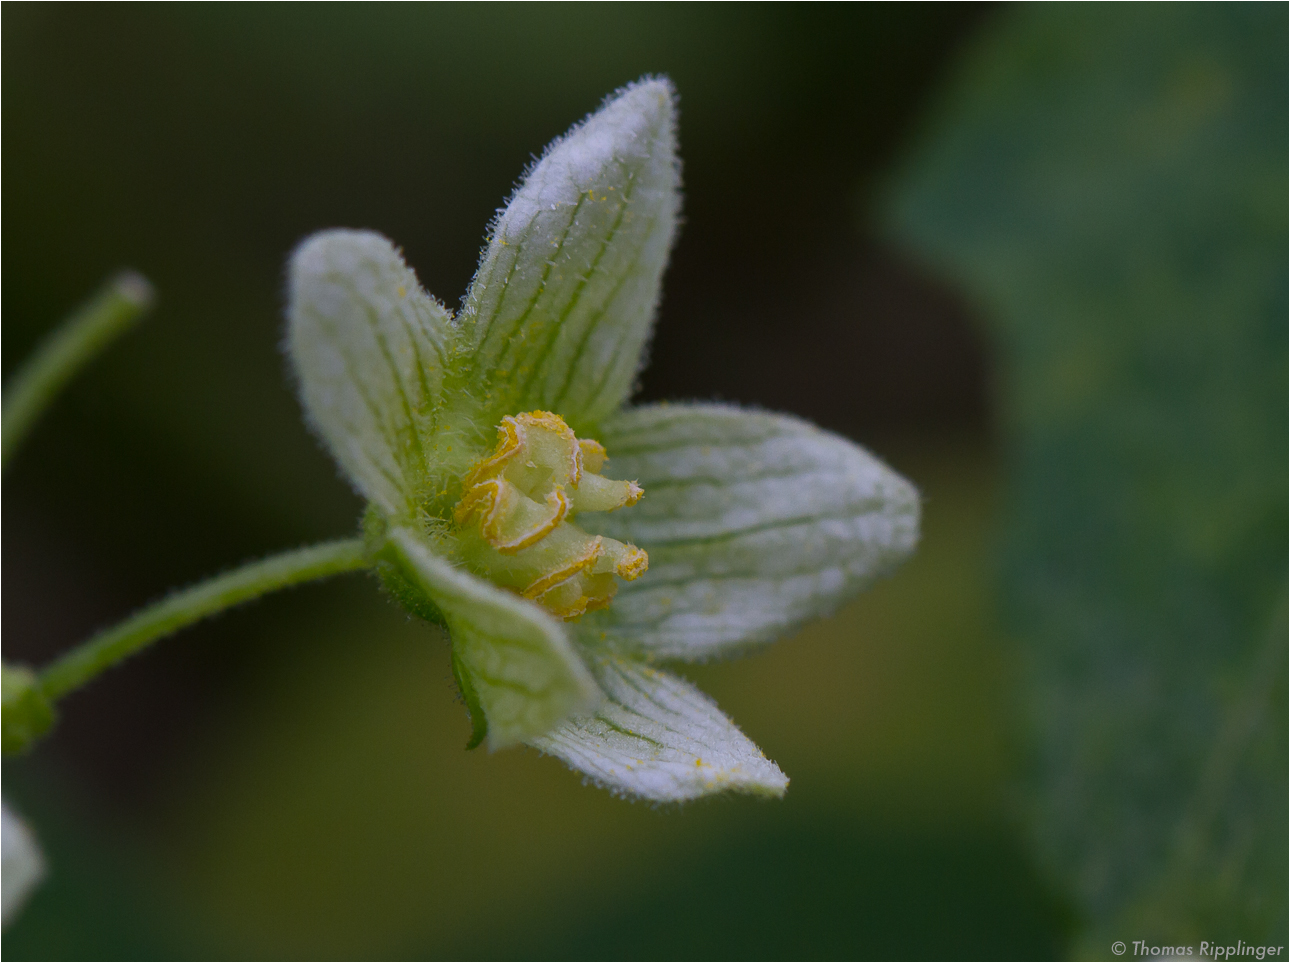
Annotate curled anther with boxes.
[523,536,604,600]
[453,410,649,619]
[454,480,570,554]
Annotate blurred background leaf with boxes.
[3,4,1079,959]
[889,3,1287,955]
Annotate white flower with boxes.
[286,78,919,801]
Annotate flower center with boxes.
[452,411,647,620]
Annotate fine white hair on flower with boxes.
[285,77,919,802]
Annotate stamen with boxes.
[578,438,607,474]
[453,410,648,619]
[460,418,522,491]
[522,536,604,599]
[614,543,649,580]
[492,486,570,553]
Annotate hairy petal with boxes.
[287,230,453,518]
[577,403,920,659]
[529,656,787,801]
[459,78,681,431]
[386,527,599,749]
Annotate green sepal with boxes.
[450,646,488,750]
[2,665,55,756]
[364,507,445,626]
[386,525,600,750]
[372,556,447,628]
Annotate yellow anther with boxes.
[532,569,619,620]
[522,536,604,600]
[454,410,648,619]
[578,438,607,473]
[612,543,649,581]
[460,418,522,491]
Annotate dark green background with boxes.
[3,3,1282,959]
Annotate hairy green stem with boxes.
[2,271,155,471]
[38,538,370,702]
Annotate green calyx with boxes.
[365,507,446,627]
[2,665,56,756]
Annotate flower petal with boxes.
[386,526,599,750]
[577,403,920,659]
[529,655,787,801]
[2,801,44,928]
[287,230,454,518]
[459,78,680,430]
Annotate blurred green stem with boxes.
[2,271,155,472]
[38,538,370,702]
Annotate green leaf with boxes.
[386,526,599,750]
[459,78,680,431]
[888,4,1287,949]
[287,230,454,519]
[575,403,919,659]
[529,654,787,801]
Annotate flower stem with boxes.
[2,271,155,472]
[38,538,370,703]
